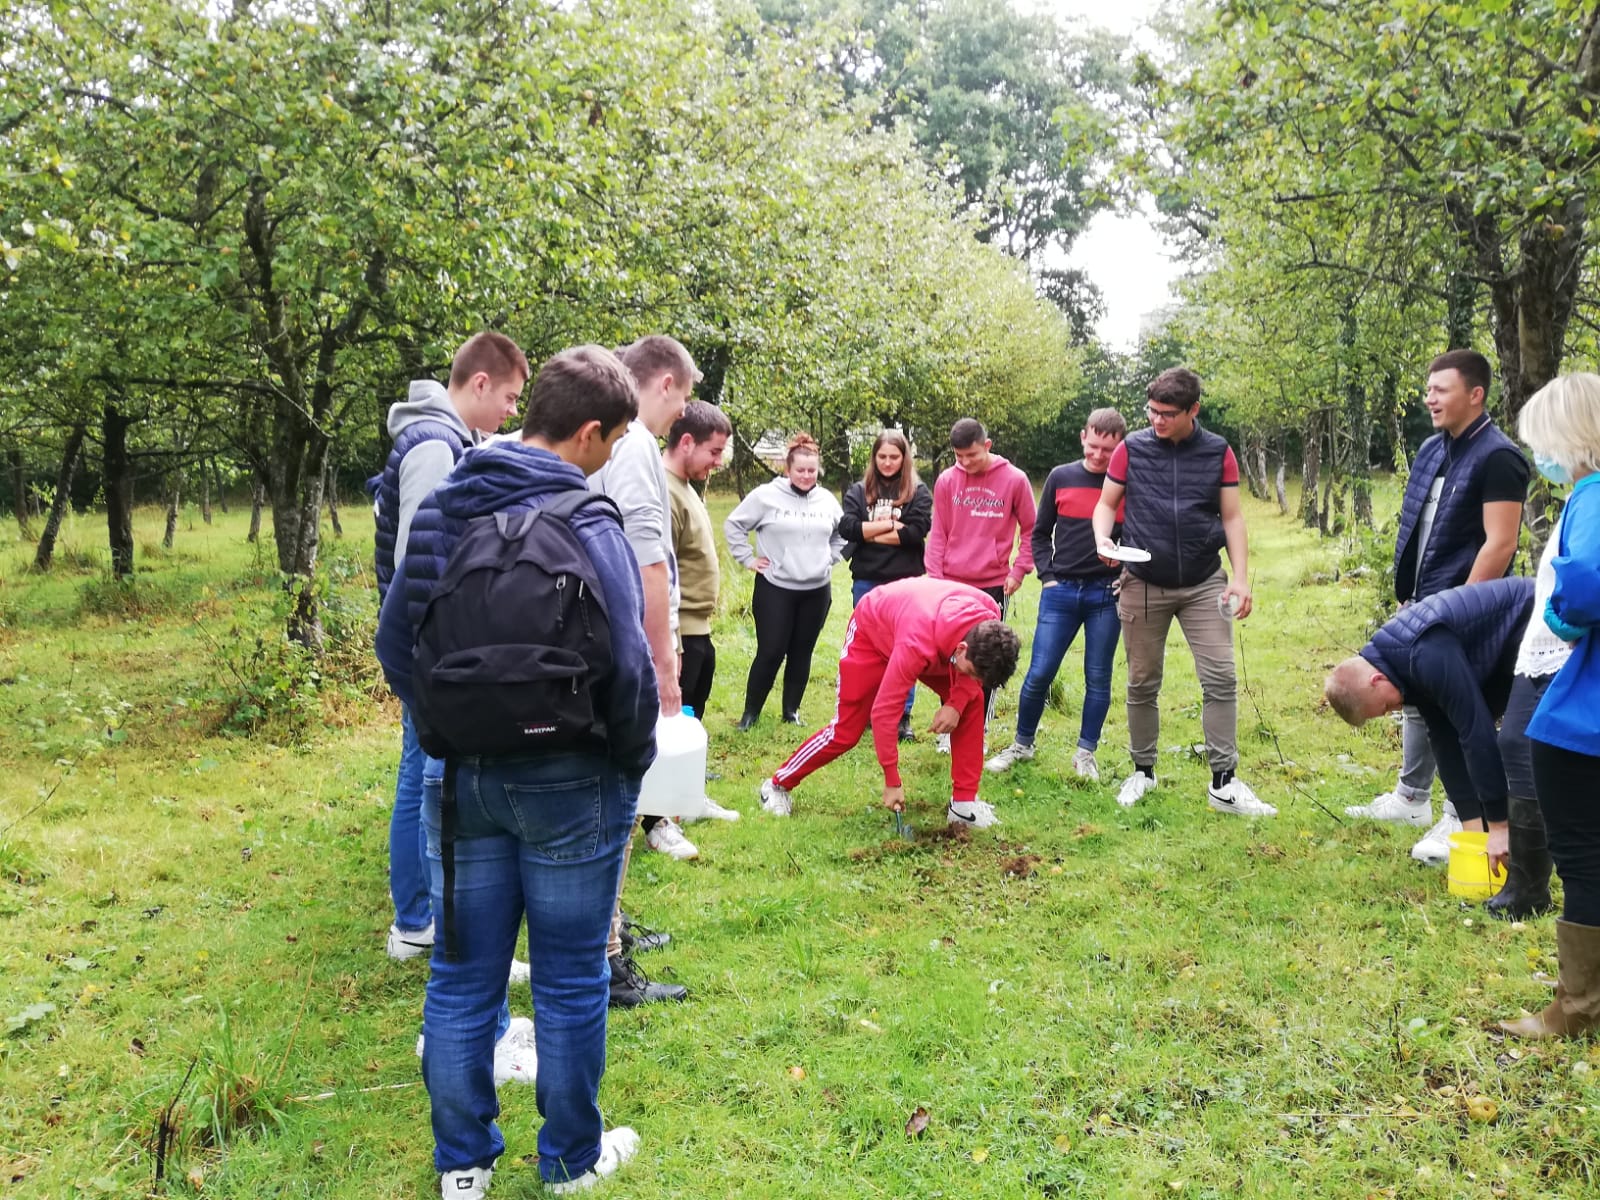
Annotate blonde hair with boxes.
[785,432,821,468]
[1519,372,1600,477]
[1323,657,1379,727]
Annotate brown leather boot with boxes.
[1499,920,1600,1039]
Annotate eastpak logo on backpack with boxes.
[411,490,620,759]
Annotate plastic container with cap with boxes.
[636,709,710,818]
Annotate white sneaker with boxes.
[508,959,531,987]
[492,1016,537,1086]
[644,819,699,860]
[1072,748,1100,781]
[985,742,1034,773]
[442,1165,493,1199]
[1411,804,1462,865]
[1344,790,1432,827]
[547,1127,641,1193]
[683,797,740,823]
[387,921,435,960]
[760,778,792,816]
[416,1017,537,1088]
[935,733,951,754]
[1117,771,1157,808]
[1207,776,1277,817]
[947,799,999,829]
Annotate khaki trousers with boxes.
[1117,569,1238,774]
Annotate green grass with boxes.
[2,489,1598,1198]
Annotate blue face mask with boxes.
[1535,454,1571,485]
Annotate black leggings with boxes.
[1533,739,1600,926]
[745,575,832,718]
[680,634,716,720]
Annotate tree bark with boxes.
[11,446,33,538]
[104,403,135,578]
[248,477,265,543]
[1299,426,1321,530]
[163,473,180,549]
[213,458,230,513]
[1275,456,1288,515]
[33,424,88,571]
[201,462,212,525]
[324,457,342,538]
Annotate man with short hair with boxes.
[640,400,739,861]
[924,418,1036,744]
[590,334,698,1005]
[1325,576,1536,875]
[1347,348,1531,864]
[758,576,1020,829]
[1093,367,1274,817]
[375,344,656,1199]
[987,408,1127,782]
[375,330,529,960]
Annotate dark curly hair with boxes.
[964,620,1020,690]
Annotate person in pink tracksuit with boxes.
[756,577,1019,829]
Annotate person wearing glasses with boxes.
[1091,367,1275,817]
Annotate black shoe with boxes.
[897,715,916,743]
[781,711,803,725]
[619,915,672,954]
[735,711,759,732]
[1486,883,1555,920]
[608,953,688,1007]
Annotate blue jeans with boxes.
[421,753,639,1182]
[851,578,915,718]
[390,708,431,932]
[1014,578,1120,750]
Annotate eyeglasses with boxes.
[1145,405,1185,422]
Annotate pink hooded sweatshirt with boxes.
[925,454,1037,590]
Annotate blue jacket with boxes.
[1529,472,1600,755]
[1393,413,1522,602]
[375,439,659,778]
[1361,576,1534,823]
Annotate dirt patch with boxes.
[999,854,1041,878]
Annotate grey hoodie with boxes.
[386,380,478,570]
[723,477,846,591]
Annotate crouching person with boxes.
[377,345,657,1199]
[1323,576,1536,874]
[759,576,1019,827]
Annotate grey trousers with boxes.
[1117,569,1238,774]
[1396,705,1437,801]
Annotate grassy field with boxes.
[1,489,1597,1199]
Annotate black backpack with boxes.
[412,490,621,759]
[410,489,623,959]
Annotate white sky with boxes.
[1025,0,1184,349]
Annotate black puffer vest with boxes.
[1393,413,1521,602]
[1120,423,1231,588]
[373,421,467,601]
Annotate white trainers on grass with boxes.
[1117,772,1157,808]
[947,799,999,829]
[1411,803,1462,865]
[683,797,741,822]
[934,733,951,754]
[386,921,434,960]
[1344,790,1432,827]
[547,1127,641,1193]
[1206,776,1277,817]
[416,1016,537,1088]
[644,819,699,860]
[1072,748,1100,781]
[442,1165,493,1199]
[759,779,793,816]
[984,742,1034,773]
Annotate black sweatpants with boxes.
[744,575,832,719]
[1533,739,1600,926]
[680,634,716,720]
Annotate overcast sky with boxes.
[1023,0,1183,350]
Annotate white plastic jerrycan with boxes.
[636,709,709,819]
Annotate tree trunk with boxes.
[33,424,88,571]
[10,446,32,538]
[1445,267,1477,350]
[1275,456,1288,515]
[1299,427,1321,530]
[163,474,180,549]
[324,458,342,538]
[104,403,135,578]
[213,459,230,513]
[201,462,213,525]
[248,477,265,543]
[1240,432,1268,500]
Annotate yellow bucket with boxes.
[1447,831,1507,901]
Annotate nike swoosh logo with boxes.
[948,809,977,823]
